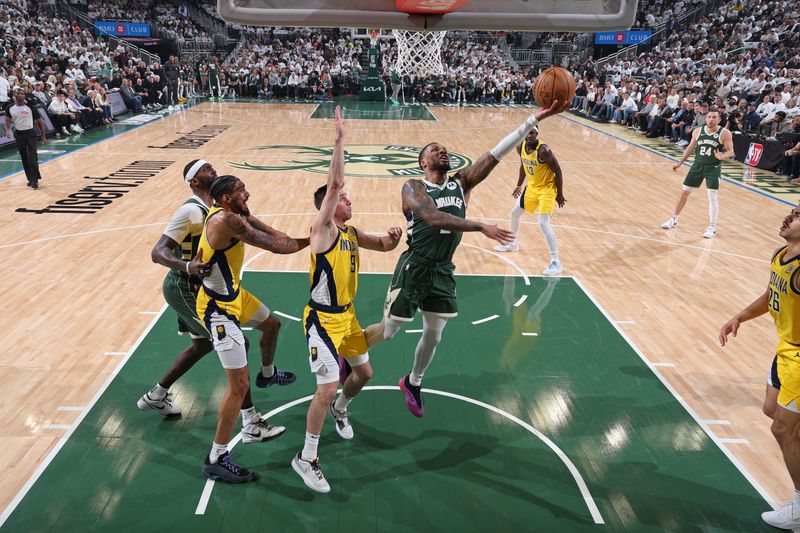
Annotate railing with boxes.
[512,49,552,65]
[223,37,246,66]
[58,0,160,65]
[595,0,724,70]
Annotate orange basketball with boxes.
[533,67,576,110]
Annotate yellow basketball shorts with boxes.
[520,186,557,216]
[770,339,800,413]
[197,288,270,369]
[303,304,369,385]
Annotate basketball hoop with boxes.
[391,29,446,78]
[368,28,381,46]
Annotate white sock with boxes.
[509,200,524,244]
[334,393,353,412]
[707,189,719,226]
[301,432,320,461]
[672,214,679,221]
[410,312,448,387]
[209,442,227,464]
[538,214,559,262]
[261,364,275,377]
[150,383,168,399]
[241,406,257,426]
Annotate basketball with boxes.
[533,67,576,109]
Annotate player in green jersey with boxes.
[661,107,734,239]
[364,100,568,417]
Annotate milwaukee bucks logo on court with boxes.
[228,144,471,178]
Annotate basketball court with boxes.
[0,1,796,531]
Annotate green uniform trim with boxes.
[163,271,209,338]
[387,250,458,320]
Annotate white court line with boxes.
[194,386,605,524]
[104,352,127,356]
[56,406,85,412]
[701,420,731,426]
[719,438,750,445]
[513,295,528,307]
[1,211,778,261]
[521,332,539,337]
[651,363,675,368]
[41,424,72,430]
[472,314,500,325]
[138,311,160,315]
[405,329,423,333]
[571,276,776,509]
[480,217,777,263]
[273,311,301,322]
[0,304,167,528]
[242,327,253,331]
[614,320,636,325]
[461,243,531,285]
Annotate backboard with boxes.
[218,0,640,32]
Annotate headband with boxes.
[184,159,208,183]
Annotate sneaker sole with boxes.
[398,377,424,417]
[291,459,331,493]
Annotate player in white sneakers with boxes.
[494,126,566,276]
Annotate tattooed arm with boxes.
[218,211,308,254]
[402,179,514,243]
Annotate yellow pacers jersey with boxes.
[196,206,246,317]
[769,246,800,345]
[521,139,555,192]
[309,225,359,310]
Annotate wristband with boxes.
[185,261,191,275]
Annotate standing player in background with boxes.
[364,100,568,418]
[661,108,733,238]
[292,107,402,493]
[720,205,800,529]
[207,57,222,101]
[197,175,308,483]
[493,125,566,276]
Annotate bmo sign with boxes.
[95,21,152,37]
[595,30,653,45]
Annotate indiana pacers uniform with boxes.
[303,225,369,384]
[388,177,465,321]
[684,125,725,190]
[518,139,557,215]
[162,195,210,339]
[767,246,800,411]
[195,206,270,369]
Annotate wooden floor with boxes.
[0,101,792,517]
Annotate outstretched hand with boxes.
[533,99,570,122]
[481,224,515,244]
[334,105,345,141]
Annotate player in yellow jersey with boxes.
[494,126,566,276]
[291,107,402,493]
[720,205,800,529]
[197,174,309,484]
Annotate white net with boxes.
[391,29,446,77]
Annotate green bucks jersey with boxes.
[405,177,467,262]
[694,125,724,166]
[208,63,219,82]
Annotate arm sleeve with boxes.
[162,203,201,243]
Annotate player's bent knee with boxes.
[352,360,373,381]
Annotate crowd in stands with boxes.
[0,0,188,138]
[1,0,799,177]
[569,0,800,179]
